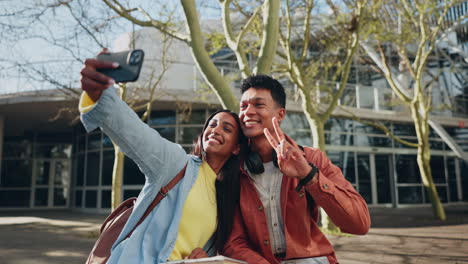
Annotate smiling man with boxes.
[222,75,371,264]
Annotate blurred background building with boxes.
[1,11,467,212]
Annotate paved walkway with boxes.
[0,204,467,264]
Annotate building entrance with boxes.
[33,159,71,208]
[356,153,393,205]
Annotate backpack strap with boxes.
[127,164,188,238]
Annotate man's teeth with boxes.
[245,121,258,125]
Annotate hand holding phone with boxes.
[97,49,145,83]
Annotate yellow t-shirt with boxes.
[78,92,218,259]
[168,161,218,260]
[79,92,97,113]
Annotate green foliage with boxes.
[205,32,228,55]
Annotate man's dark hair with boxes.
[240,74,286,108]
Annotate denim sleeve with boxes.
[80,87,188,186]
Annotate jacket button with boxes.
[299,192,305,197]
[264,240,269,245]
[258,205,264,211]
[323,183,329,189]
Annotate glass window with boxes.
[355,135,392,147]
[354,121,389,135]
[2,140,32,158]
[398,186,423,204]
[0,190,30,207]
[102,135,114,149]
[87,133,102,151]
[429,140,444,150]
[179,127,203,145]
[34,144,71,159]
[341,87,357,107]
[357,85,374,109]
[357,154,372,203]
[343,153,356,184]
[178,109,205,125]
[447,158,458,202]
[447,127,468,140]
[155,127,176,142]
[281,113,310,131]
[35,160,50,185]
[461,161,468,202]
[54,161,70,189]
[325,119,354,133]
[76,154,85,186]
[34,188,48,206]
[35,145,54,158]
[101,151,114,186]
[183,146,192,154]
[85,190,97,208]
[288,130,312,147]
[375,154,392,204]
[329,151,356,184]
[77,136,86,153]
[325,133,354,146]
[86,152,100,186]
[376,88,394,111]
[124,190,141,200]
[148,110,176,126]
[123,157,145,185]
[101,190,111,208]
[430,186,448,203]
[75,190,82,207]
[392,123,416,137]
[395,154,421,183]
[430,156,446,183]
[54,188,67,206]
[0,160,32,187]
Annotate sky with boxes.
[0,0,224,96]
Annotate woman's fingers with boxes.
[187,248,208,259]
[81,65,114,89]
[97,48,110,56]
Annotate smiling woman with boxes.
[79,54,248,263]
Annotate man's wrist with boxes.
[295,163,319,192]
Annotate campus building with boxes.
[1,23,467,212]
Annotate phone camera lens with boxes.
[129,51,142,65]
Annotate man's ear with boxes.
[276,108,286,123]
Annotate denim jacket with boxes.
[81,87,213,263]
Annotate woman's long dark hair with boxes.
[191,110,247,252]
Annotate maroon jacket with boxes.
[223,147,371,264]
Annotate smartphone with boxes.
[97,49,145,83]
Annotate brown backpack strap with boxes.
[126,164,188,238]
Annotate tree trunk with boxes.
[180,0,238,111]
[111,145,125,210]
[411,104,446,220]
[305,116,340,232]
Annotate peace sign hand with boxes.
[264,117,312,179]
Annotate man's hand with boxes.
[264,117,313,180]
[186,248,209,259]
[80,48,119,102]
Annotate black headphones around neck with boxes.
[245,145,304,174]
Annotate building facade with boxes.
[1,26,467,212]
